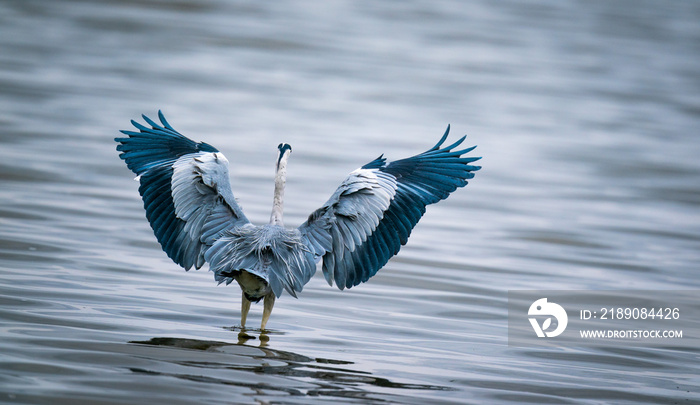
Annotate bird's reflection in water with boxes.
[129,334,450,401]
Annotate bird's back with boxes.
[206,224,317,300]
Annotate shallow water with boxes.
[1,0,700,403]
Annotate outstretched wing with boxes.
[115,111,250,270]
[299,125,481,290]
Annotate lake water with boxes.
[1,1,699,404]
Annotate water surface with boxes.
[1,1,699,403]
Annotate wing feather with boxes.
[299,126,481,290]
[115,111,250,270]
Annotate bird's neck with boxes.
[270,156,287,226]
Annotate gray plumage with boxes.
[207,224,316,300]
[116,111,481,329]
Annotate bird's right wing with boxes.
[299,126,481,290]
[115,111,250,270]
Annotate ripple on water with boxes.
[1,0,700,404]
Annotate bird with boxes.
[115,111,481,330]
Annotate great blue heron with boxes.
[115,111,481,330]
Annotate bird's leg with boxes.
[240,293,251,328]
[261,292,276,330]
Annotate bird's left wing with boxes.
[299,126,481,290]
[115,111,250,270]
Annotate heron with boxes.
[115,111,481,330]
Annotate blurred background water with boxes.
[1,0,699,403]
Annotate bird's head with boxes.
[276,143,292,171]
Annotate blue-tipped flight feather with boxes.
[300,126,480,290]
[115,111,248,270]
